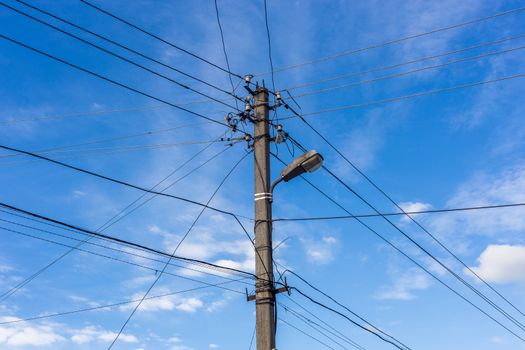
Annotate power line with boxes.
[79,0,244,79]
[284,33,525,91]
[294,116,525,321]
[0,33,230,127]
[272,202,525,222]
[263,0,276,94]
[291,288,409,350]
[291,135,525,334]
[256,5,525,75]
[0,203,254,280]
[285,269,410,350]
[0,221,250,290]
[0,215,251,283]
[214,0,240,110]
[2,2,241,111]
[0,225,246,296]
[0,144,250,219]
[0,281,248,326]
[280,71,525,119]
[288,44,525,100]
[0,139,226,295]
[272,152,525,342]
[106,151,249,349]
[0,121,209,159]
[280,303,363,350]
[278,317,338,350]
[284,295,366,350]
[14,0,242,101]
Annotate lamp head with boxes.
[280,150,324,182]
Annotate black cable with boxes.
[279,72,525,120]
[1,2,241,112]
[248,325,256,350]
[0,33,229,127]
[79,0,244,79]
[0,203,254,280]
[279,303,360,350]
[0,216,251,283]
[0,138,227,302]
[256,4,525,75]
[0,281,248,326]
[0,144,249,219]
[107,151,249,349]
[273,202,525,221]
[288,44,525,100]
[14,0,242,102]
[0,225,246,295]
[213,0,240,111]
[284,294,365,350]
[284,32,525,91]
[291,288,407,350]
[0,142,269,294]
[271,152,525,342]
[0,121,209,160]
[285,270,408,349]
[263,0,276,94]
[278,317,337,350]
[289,134,525,333]
[296,117,525,321]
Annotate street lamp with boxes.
[270,150,324,194]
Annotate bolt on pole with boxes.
[253,84,276,350]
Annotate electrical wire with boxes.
[284,270,410,350]
[0,121,209,159]
[0,144,250,219]
[294,116,525,321]
[0,33,230,127]
[263,0,276,94]
[0,203,254,280]
[272,202,525,221]
[291,136,525,333]
[14,0,243,102]
[284,294,366,350]
[214,0,240,110]
[255,5,525,75]
[291,288,408,350]
[1,140,218,157]
[2,2,241,112]
[272,152,525,342]
[279,303,362,350]
[79,0,244,79]
[278,317,337,350]
[285,33,525,91]
[0,216,251,283]
[0,225,246,295]
[106,151,249,349]
[0,138,227,302]
[279,71,525,119]
[0,281,248,326]
[287,44,525,100]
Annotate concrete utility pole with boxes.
[253,84,276,350]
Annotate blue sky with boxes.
[1,0,525,349]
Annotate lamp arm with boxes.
[269,177,284,202]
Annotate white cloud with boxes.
[376,268,431,300]
[0,318,64,347]
[302,235,338,265]
[119,291,204,313]
[70,326,138,344]
[398,201,432,222]
[209,343,219,348]
[468,245,525,284]
[428,162,525,251]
